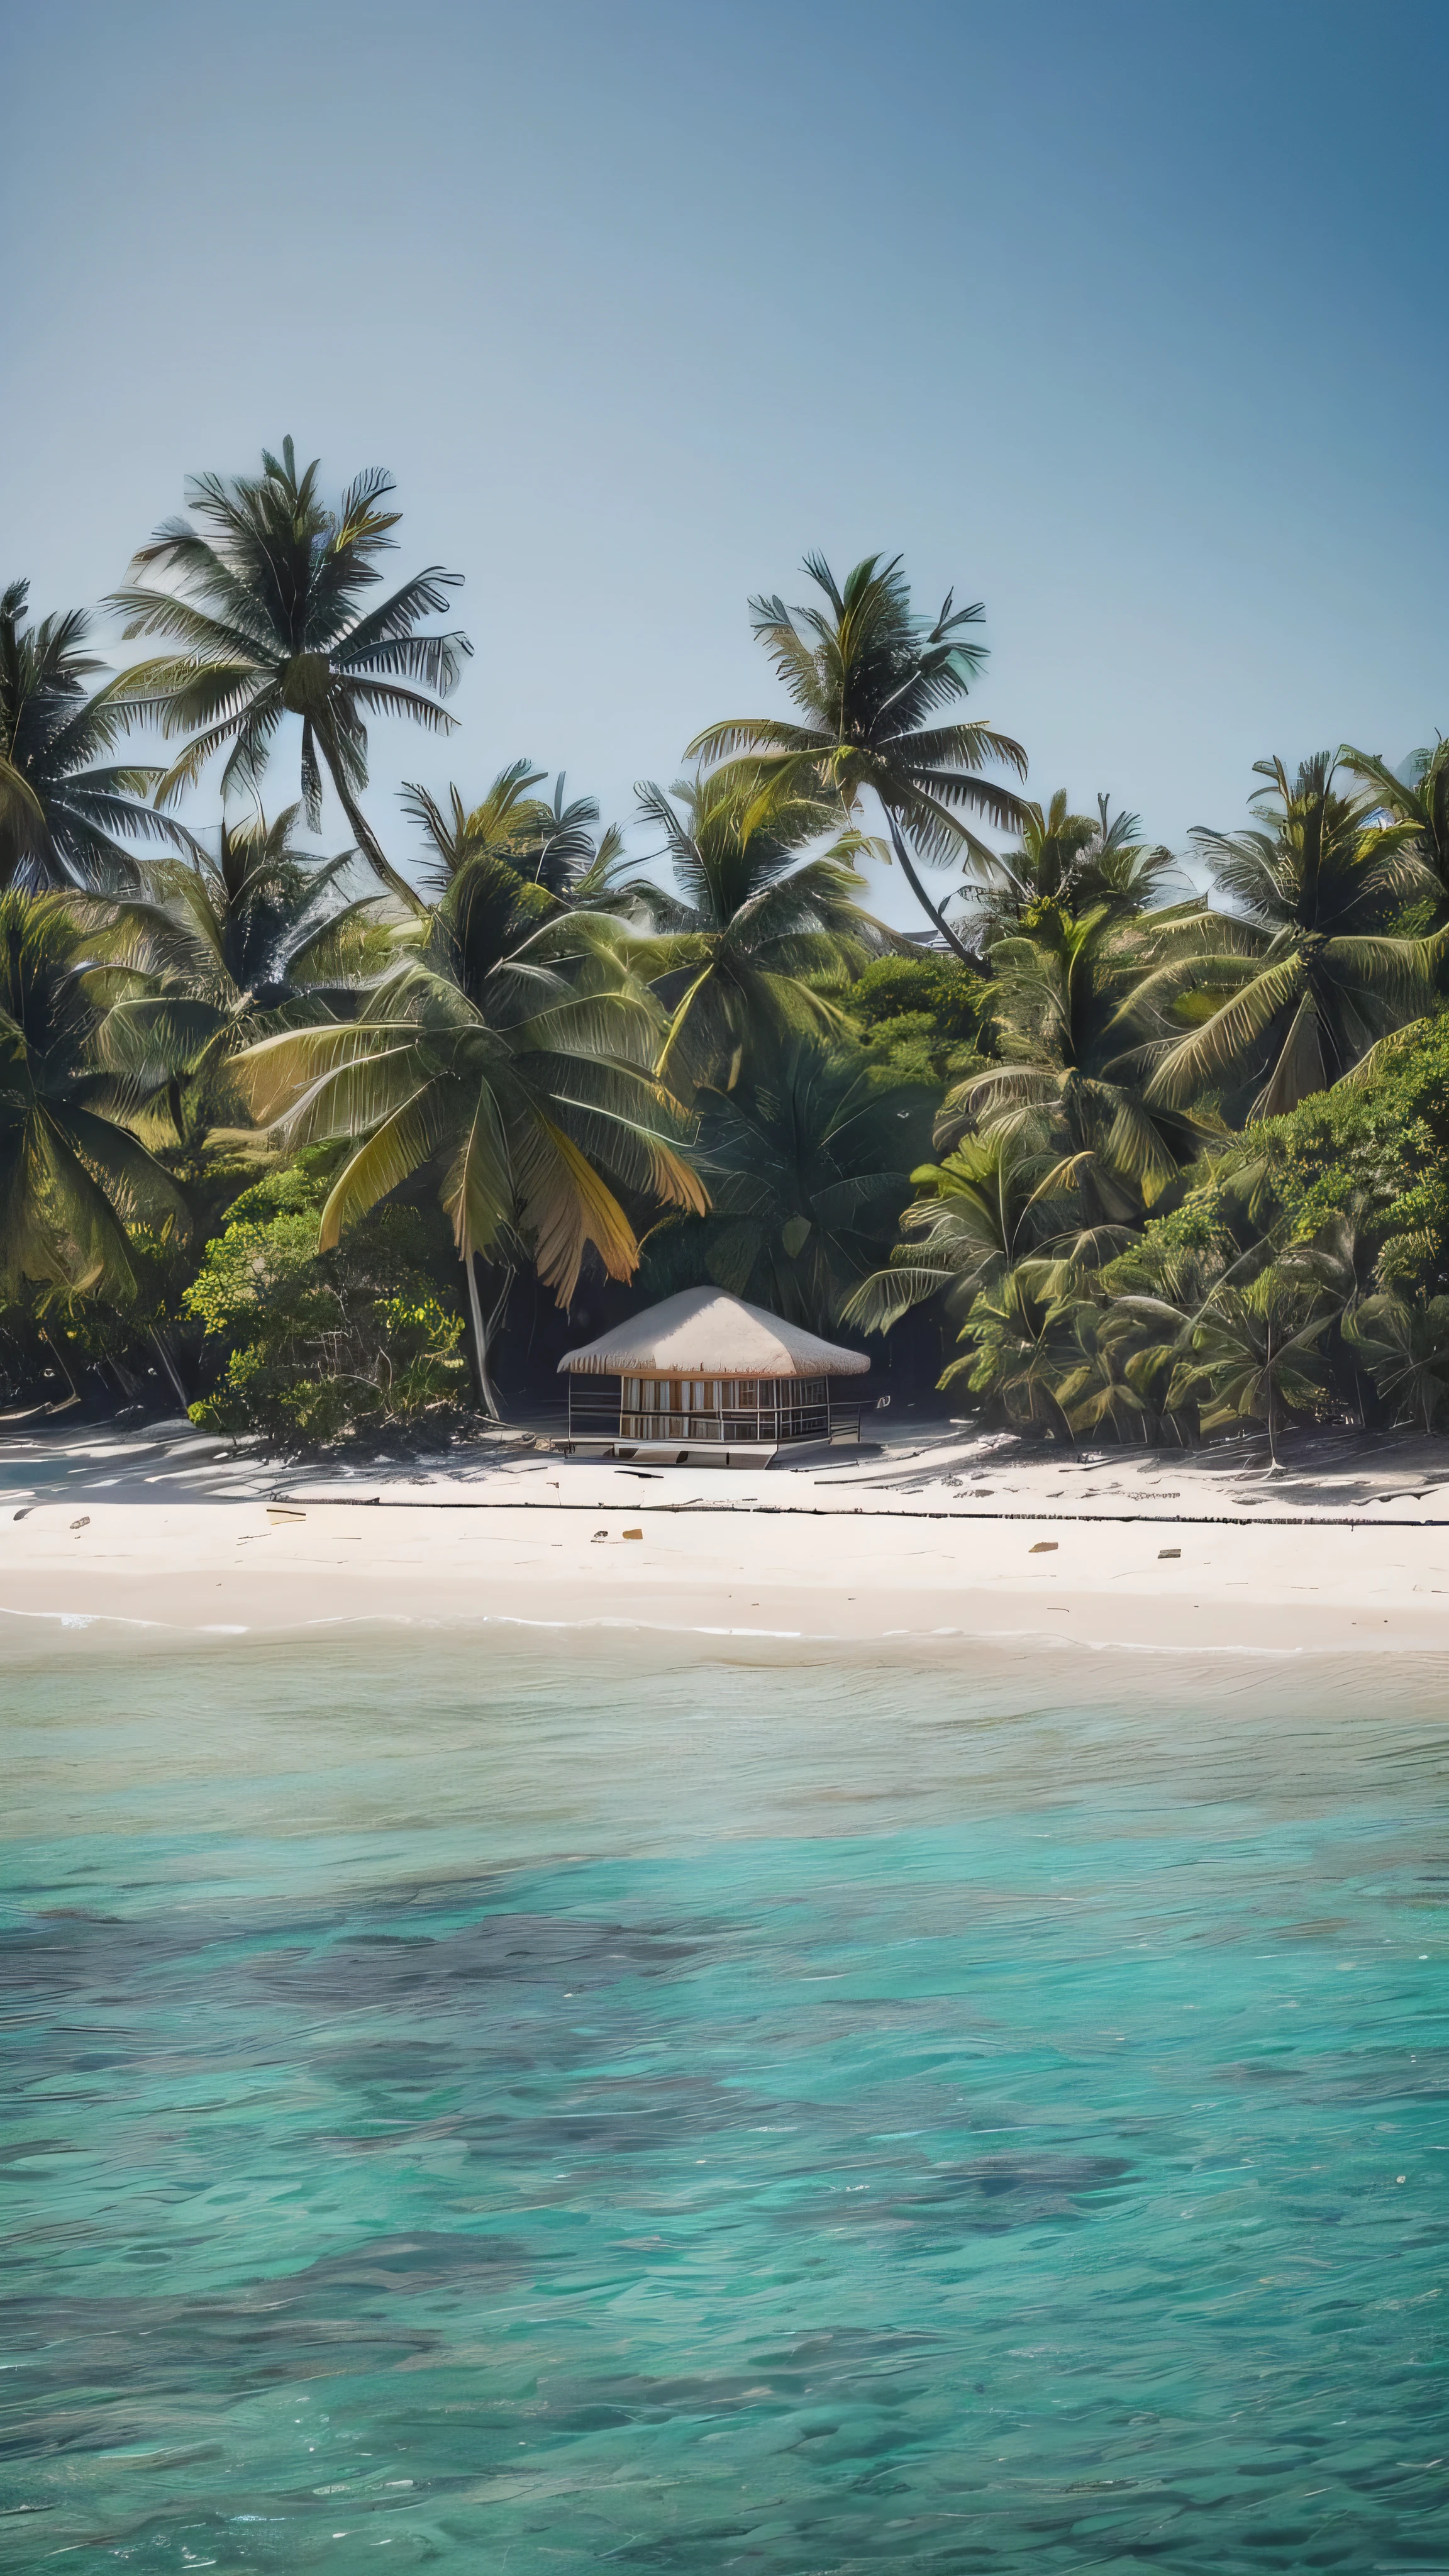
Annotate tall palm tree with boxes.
[1148,753,1435,1119]
[1,580,189,891]
[0,892,187,1299]
[402,765,623,898]
[229,854,704,1414]
[109,439,470,909]
[642,1031,935,1333]
[103,806,381,1142]
[628,768,888,1091]
[687,553,1028,962]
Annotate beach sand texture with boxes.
[5,1414,1449,1652]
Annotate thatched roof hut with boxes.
[557,1289,869,1461]
[558,1287,869,1382]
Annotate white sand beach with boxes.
[5,1413,1449,1653]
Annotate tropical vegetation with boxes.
[5,435,1449,1453]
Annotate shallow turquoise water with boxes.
[3,1630,1447,2571]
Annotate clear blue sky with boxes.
[6,0,1447,916]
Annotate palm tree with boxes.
[629,768,888,1091]
[1148,753,1435,1119]
[687,553,1027,962]
[102,806,382,1143]
[642,1031,935,1333]
[1,579,190,891]
[844,1127,1078,1336]
[1345,1290,1449,1433]
[948,902,1221,1219]
[1171,1269,1333,1468]
[229,854,704,1414]
[109,439,470,909]
[1341,736,1449,918]
[402,765,623,898]
[965,792,1183,945]
[0,892,188,1302]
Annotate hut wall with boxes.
[619,1375,829,1444]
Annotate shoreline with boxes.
[5,1493,1449,1657]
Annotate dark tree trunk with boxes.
[886,813,977,967]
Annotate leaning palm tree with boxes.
[630,767,889,1091]
[102,806,382,1142]
[0,892,187,1300]
[229,855,705,1414]
[1,579,189,891]
[1148,753,1435,1119]
[109,439,469,908]
[687,553,1027,962]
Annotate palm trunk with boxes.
[150,1328,188,1412]
[465,1251,502,1421]
[885,813,977,967]
[316,729,424,913]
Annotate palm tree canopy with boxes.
[1341,736,1449,912]
[0,579,189,892]
[689,553,1027,862]
[951,901,1222,1216]
[629,767,890,1091]
[1148,752,1438,1118]
[108,439,470,906]
[967,792,1185,942]
[0,891,188,1296]
[229,853,705,1306]
[402,765,621,898]
[99,806,383,1110]
[641,1031,936,1332]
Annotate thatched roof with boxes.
[557,1287,870,1379]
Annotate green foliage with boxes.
[109,437,469,906]
[687,552,1027,958]
[184,1158,469,1449]
[841,952,991,1086]
[641,1035,935,1332]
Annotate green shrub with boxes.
[183,1156,470,1449]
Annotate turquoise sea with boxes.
[3,1626,1446,2572]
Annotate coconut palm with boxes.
[642,1031,935,1333]
[102,806,382,1142]
[687,553,1027,962]
[947,901,1221,1219]
[1170,1269,1333,1468]
[402,765,623,899]
[844,1127,1079,1336]
[629,768,889,1091]
[1345,1290,1449,1433]
[229,854,704,1413]
[1,580,190,892]
[1341,736,1449,917]
[1148,753,1435,1119]
[966,792,1184,944]
[109,439,469,909]
[0,892,188,1300]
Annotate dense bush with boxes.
[184,1157,470,1450]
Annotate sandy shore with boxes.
[5,1413,1449,1655]
[4,1489,1449,1655]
